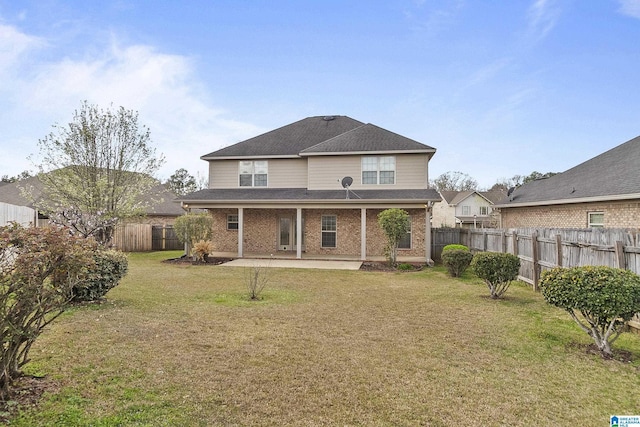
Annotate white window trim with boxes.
[361,156,396,185]
[321,215,337,248]
[398,216,412,250]
[588,212,604,228]
[227,214,239,230]
[479,206,489,216]
[239,160,268,187]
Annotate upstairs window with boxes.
[479,206,489,215]
[462,205,470,215]
[362,156,395,185]
[239,161,268,187]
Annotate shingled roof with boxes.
[0,175,184,216]
[201,116,364,159]
[180,188,440,204]
[300,123,435,155]
[495,135,640,207]
[201,116,435,159]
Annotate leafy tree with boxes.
[30,101,165,245]
[541,266,640,357]
[0,223,96,400]
[431,171,478,192]
[377,208,410,266]
[1,171,32,183]
[167,168,198,196]
[174,212,214,257]
[471,252,520,299]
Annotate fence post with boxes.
[615,241,626,269]
[483,230,487,252]
[555,234,562,267]
[511,231,518,256]
[532,231,540,292]
[502,230,507,254]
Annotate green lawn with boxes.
[12,251,640,426]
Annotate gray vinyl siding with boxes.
[307,154,429,190]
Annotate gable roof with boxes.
[200,116,435,159]
[495,135,640,207]
[201,116,364,159]
[299,123,435,156]
[439,190,504,205]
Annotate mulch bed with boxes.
[0,376,59,424]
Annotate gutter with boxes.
[494,193,640,209]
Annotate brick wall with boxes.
[500,200,640,228]
[208,207,428,258]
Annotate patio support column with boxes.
[425,205,432,264]
[238,207,244,258]
[296,208,302,259]
[361,208,367,261]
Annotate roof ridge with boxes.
[299,123,368,153]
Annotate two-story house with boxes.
[432,190,504,228]
[179,116,440,261]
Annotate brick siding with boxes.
[207,207,428,258]
[500,200,640,228]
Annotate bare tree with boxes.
[431,171,478,192]
[29,101,165,245]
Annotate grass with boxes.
[11,251,640,426]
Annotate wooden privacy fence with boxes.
[461,228,640,290]
[113,224,183,252]
[113,224,153,252]
[461,227,640,329]
[431,228,462,261]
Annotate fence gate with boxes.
[152,226,183,251]
[431,228,461,261]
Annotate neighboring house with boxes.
[179,115,440,261]
[432,190,504,228]
[0,174,184,227]
[494,135,640,228]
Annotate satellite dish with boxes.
[341,176,353,188]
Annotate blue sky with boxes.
[1,0,639,189]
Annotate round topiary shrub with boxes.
[540,266,640,356]
[72,249,129,302]
[441,249,473,277]
[442,244,469,253]
[471,252,520,299]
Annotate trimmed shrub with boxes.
[471,252,520,299]
[541,266,640,356]
[442,244,469,253]
[441,249,473,277]
[72,249,128,302]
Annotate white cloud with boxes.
[618,0,640,18]
[0,23,44,78]
[0,25,261,181]
[527,0,560,41]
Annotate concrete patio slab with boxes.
[219,258,363,270]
